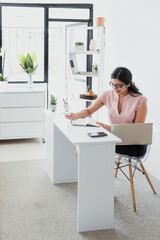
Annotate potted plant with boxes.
[19,51,38,88]
[92,63,98,73]
[0,73,7,82]
[50,94,58,112]
[75,42,84,52]
[88,90,94,96]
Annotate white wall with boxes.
[94,0,160,180]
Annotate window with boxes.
[2,7,44,82]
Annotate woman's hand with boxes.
[96,122,111,132]
[65,112,78,120]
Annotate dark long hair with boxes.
[111,67,142,95]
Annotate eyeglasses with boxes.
[109,81,125,89]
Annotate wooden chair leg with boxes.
[115,157,121,177]
[128,163,136,212]
[139,160,156,194]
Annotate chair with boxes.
[111,123,156,212]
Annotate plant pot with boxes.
[96,17,104,26]
[93,70,98,75]
[50,104,57,112]
[75,45,84,52]
[0,79,8,88]
[88,91,94,96]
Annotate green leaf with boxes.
[0,73,6,81]
[31,51,37,63]
[25,55,33,69]
[0,73,3,81]
[19,54,26,66]
[50,94,58,104]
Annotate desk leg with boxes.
[77,143,115,232]
[45,117,78,184]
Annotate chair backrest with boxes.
[111,123,153,145]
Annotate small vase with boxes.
[28,74,33,88]
[75,45,84,52]
[50,104,57,112]
[96,17,104,26]
[89,39,96,51]
[0,79,8,88]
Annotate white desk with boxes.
[45,110,121,232]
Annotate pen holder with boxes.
[64,103,69,112]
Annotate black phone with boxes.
[87,132,108,138]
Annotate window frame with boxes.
[0,3,93,85]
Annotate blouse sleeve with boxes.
[101,90,110,105]
[136,95,147,111]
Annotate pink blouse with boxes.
[102,90,147,124]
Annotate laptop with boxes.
[111,123,153,145]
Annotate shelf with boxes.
[73,50,101,55]
[68,96,97,103]
[78,71,98,76]
[68,26,105,30]
[80,94,97,100]
[70,72,98,78]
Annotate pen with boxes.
[63,98,66,104]
[66,98,68,104]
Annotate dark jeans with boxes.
[116,145,147,158]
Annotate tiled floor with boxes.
[0,138,45,162]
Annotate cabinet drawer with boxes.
[0,108,44,122]
[0,92,44,108]
[0,122,44,139]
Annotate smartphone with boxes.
[87,131,108,138]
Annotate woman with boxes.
[65,67,147,157]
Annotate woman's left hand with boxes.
[96,122,111,132]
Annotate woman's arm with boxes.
[134,99,147,123]
[65,95,104,120]
[96,122,111,132]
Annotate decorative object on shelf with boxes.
[80,93,97,100]
[88,90,94,96]
[19,51,38,88]
[96,17,104,26]
[0,47,8,87]
[75,42,84,52]
[69,53,79,74]
[79,71,94,75]
[89,39,96,51]
[50,94,58,112]
[92,63,98,73]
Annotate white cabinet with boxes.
[0,85,46,140]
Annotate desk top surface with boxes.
[45,110,122,145]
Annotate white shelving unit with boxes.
[65,25,105,106]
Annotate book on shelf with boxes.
[71,117,100,127]
[78,71,94,75]
[69,53,79,74]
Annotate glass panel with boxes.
[49,8,89,20]
[48,23,64,100]
[2,7,44,82]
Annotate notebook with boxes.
[71,117,100,127]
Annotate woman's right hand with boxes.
[65,112,77,120]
